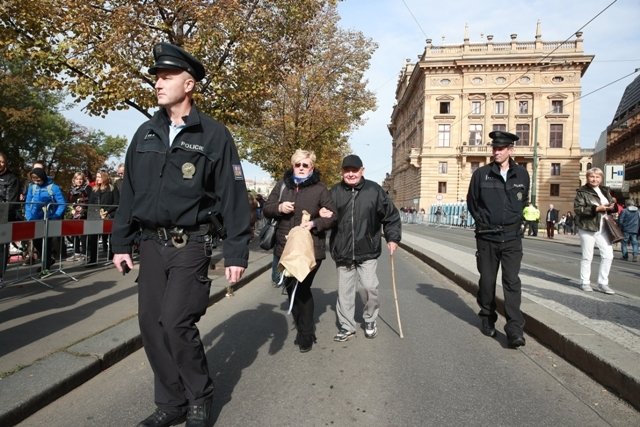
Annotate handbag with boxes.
[602,215,624,244]
[259,183,285,250]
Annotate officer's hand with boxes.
[388,241,398,255]
[225,266,245,284]
[113,253,133,274]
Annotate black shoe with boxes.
[137,408,186,427]
[186,399,214,427]
[508,335,526,348]
[295,333,316,353]
[480,318,496,337]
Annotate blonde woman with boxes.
[574,167,616,294]
[263,149,337,352]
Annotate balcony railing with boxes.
[459,145,535,156]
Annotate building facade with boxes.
[606,74,640,202]
[387,23,593,216]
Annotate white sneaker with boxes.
[581,283,593,292]
[598,284,615,295]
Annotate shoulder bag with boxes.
[259,183,285,250]
[602,214,624,244]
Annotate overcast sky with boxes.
[64,0,640,184]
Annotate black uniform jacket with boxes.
[0,170,20,221]
[111,105,251,268]
[328,178,401,266]
[466,158,530,242]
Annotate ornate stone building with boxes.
[386,23,593,215]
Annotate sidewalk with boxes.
[1,231,638,425]
[400,228,640,412]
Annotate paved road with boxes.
[17,246,639,426]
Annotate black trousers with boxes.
[284,260,322,339]
[526,220,538,236]
[475,238,524,337]
[138,237,213,413]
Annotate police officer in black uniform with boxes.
[466,131,530,349]
[112,42,251,427]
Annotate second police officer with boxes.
[466,131,530,349]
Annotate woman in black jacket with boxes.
[87,171,119,264]
[263,149,336,352]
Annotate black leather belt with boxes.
[141,224,211,247]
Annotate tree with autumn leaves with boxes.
[1,0,376,183]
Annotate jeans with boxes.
[621,232,638,258]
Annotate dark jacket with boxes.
[68,183,92,219]
[574,185,614,232]
[89,185,119,218]
[263,169,336,260]
[328,178,401,266]
[0,170,20,221]
[545,208,559,223]
[111,106,251,267]
[466,158,530,242]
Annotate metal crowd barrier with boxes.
[0,202,118,288]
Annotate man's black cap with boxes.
[342,154,363,169]
[489,130,519,147]
[149,42,205,81]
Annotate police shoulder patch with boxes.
[232,164,244,181]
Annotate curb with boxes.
[400,241,640,412]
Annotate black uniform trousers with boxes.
[284,261,322,340]
[475,237,525,337]
[138,237,213,413]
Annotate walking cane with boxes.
[390,253,404,338]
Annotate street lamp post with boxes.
[531,117,538,206]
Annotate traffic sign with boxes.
[604,164,624,189]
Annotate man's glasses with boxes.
[294,162,311,168]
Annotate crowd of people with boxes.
[0,155,125,286]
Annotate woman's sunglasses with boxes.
[294,162,311,168]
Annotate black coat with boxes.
[111,106,251,268]
[263,169,336,260]
[328,178,401,265]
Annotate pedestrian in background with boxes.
[564,211,575,235]
[263,149,336,352]
[67,171,92,260]
[545,203,559,239]
[522,202,539,236]
[574,167,616,294]
[322,154,401,342]
[87,170,119,264]
[111,42,251,427]
[24,167,66,272]
[467,131,529,348]
[618,199,638,262]
[0,152,20,287]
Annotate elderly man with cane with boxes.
[321,154,402,341]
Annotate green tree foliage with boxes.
[0,0,375,180]
[0,59,127,187]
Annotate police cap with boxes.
[489,130,519,147]
[148,42,205,82]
